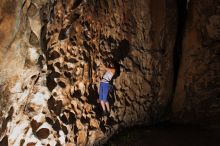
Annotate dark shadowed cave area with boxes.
[0,0,220,146]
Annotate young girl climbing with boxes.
[99,61,116,116]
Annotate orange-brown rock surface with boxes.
[0,0,219,145]
[172,0,220,125]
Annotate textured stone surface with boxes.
[1,0,219,145]
[36,128,50,139]
[0,0,177,145]
[0,0,21,63]
[0,0,50,145]
[0,0,22,123]
[38,0,177,145]
[172,0,220,125]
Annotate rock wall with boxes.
[172,0,220,125]
[1,0,219,145]
[0,0,50,146]
[2,0,220,145]
[0,0,23,118]
[0,0,178,145]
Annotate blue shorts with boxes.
[99,82,110,102]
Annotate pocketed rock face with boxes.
[0,0,53,145]
[172,0,220,125]
[0,0,177,146]
[39,0,177,145]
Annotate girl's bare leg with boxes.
[105,102,110,112]
[100,100,106,111]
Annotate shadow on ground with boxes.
[104,123,220,146]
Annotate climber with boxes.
[99,61,116,116]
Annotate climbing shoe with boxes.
[102,110,107,116]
